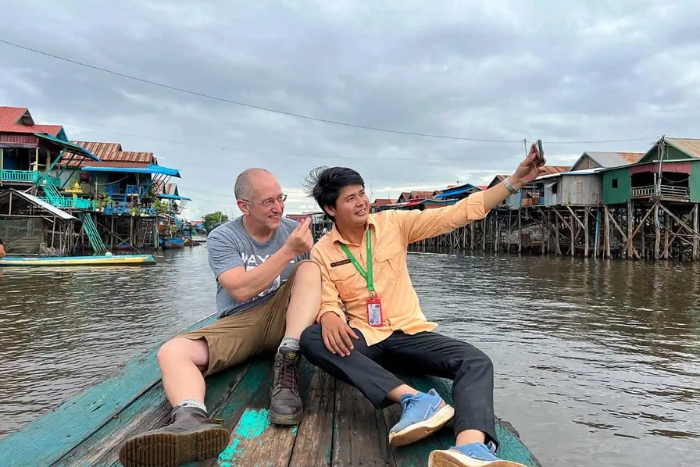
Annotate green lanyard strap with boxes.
[338,228,374,297]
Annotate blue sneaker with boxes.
[388,389,455,447]
[428,442,528,467]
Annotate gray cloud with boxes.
[1,0,699,218]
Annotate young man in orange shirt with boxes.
[299,146,542,467]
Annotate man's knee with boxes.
[157,336,209,368]
[299,324,323,355]
[459,345,494,376]
[292,260,320,282]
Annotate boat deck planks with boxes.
[0,313,543,467]
[286,370,335,467]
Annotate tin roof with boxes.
[410,191,435,199]
[538,165,570,175]
[582,152,644,168]
[370,198,394,207]
[0,106,63,136]
[666,138,700,158]
[63,141,156,167]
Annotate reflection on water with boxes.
[0,249,215,440]
[1,247,699,466]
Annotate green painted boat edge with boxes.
[0,312,542,467]
[0,254,156,266]
[0,313,218,467]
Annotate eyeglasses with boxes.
[242,194,287,208]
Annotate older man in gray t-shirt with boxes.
[208,216,309,319]
[119,169,322,467]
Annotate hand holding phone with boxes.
[535,139,546,167]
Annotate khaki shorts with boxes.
[180,260,307,377]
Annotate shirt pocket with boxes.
[328,263,361,301]
[374,243,402,281]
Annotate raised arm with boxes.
[397,145,542,245]
[210,221,313,302]
[207,235,294,302]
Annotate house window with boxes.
[612,178,618,188]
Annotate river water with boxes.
[0,246,698,466]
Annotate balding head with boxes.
[234,168,273,200]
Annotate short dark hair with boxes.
[304,166,365,220]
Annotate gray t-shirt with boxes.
[207,216,309,318]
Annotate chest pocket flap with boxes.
[327,261,360,300]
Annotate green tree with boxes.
[203,212,228,231]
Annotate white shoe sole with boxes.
[388,404,455,447]
[428,448,527,467]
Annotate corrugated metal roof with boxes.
[371,198,394,207]
[537,168,603,180]
[70,141,123,159]
[538,165,570,175]
[64,141,156,168]
[434,183,480,199]
[81,161,151,169]
[0,106,62,136]
[0,107,26,128]
[666,138,700,158]
[585,152,643,167]
[116,151,156,163]
[410,191,435,199]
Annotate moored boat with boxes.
[162,238,185,249]
[0,254,156,267]
[0,313,543,467]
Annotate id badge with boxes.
[366,298,383,327]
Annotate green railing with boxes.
[37,196,94,210]
[0,170,40,183]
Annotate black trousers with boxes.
[299,324,497,446]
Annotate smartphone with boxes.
[536,139,546,167]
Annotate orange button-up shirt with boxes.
[310,191,490,346]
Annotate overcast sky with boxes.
[1,0,699,219]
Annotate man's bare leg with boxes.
[282,261,322,340]
[270,261,322,425]
[158,337,209,407]
[118,338,228,467]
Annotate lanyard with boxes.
[338,228,374,298]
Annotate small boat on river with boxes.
[0,313,543,467]
[0,254,156,267]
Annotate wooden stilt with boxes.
[654,202,660,260]
[693,205,699,261]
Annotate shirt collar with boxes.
[328,215,376,246]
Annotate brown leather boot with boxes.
[118,406,229,467]
[269,347,303,425]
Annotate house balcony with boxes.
[37,195,95,210]
[1,169,40,184]
[631,184,690,201]
[101,203,159,217]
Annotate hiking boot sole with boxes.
[269,407,303,425]
[118,426,230,467]
[389,404,455,447]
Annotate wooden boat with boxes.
[163,238,185,249]
[0,254,156,267]
[0,314,543,467]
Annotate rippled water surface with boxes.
[1,246,698,466]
